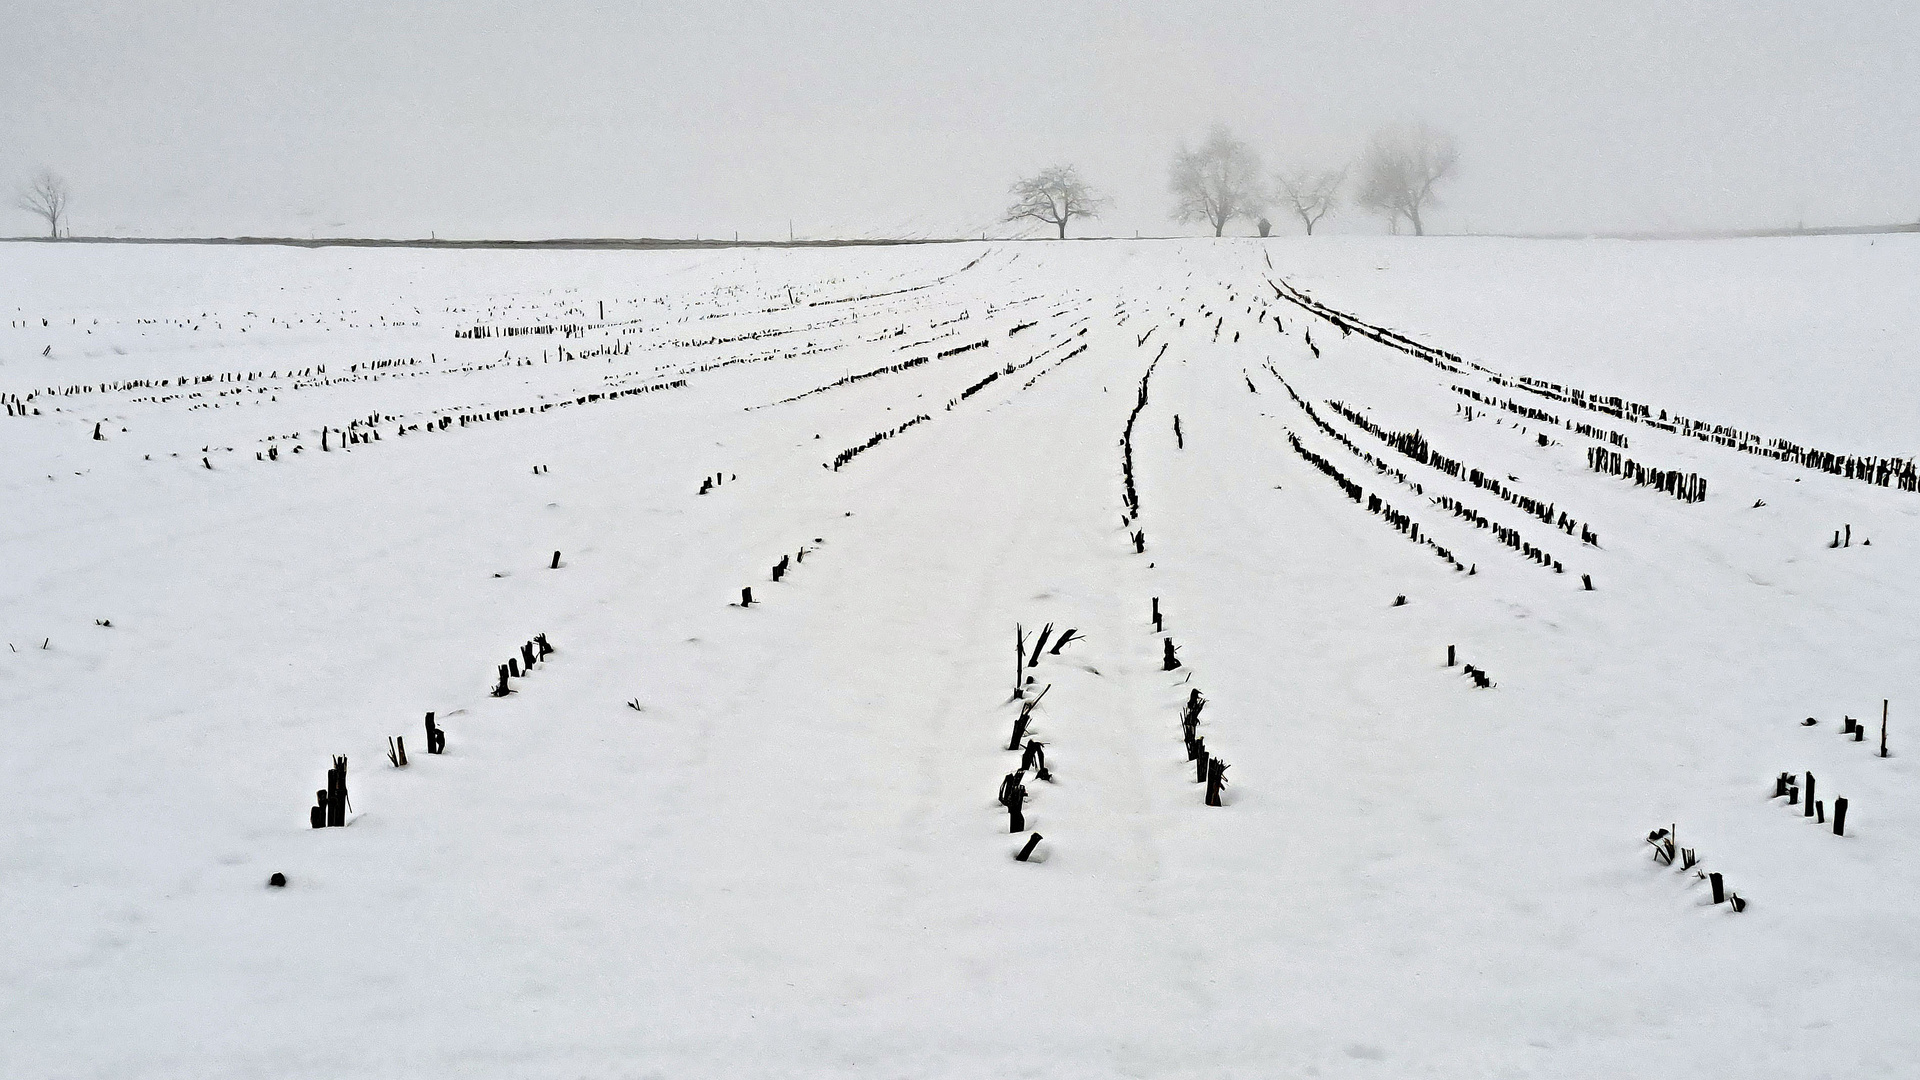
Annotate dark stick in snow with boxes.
[1029,624,1053,666]
[324,756,349,826]
[1020,740,1051,781]
[1205,757,1228,806]
[1014,624,1026,698]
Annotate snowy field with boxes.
[4,234,1918,1078]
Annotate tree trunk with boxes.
[1057,220,1066,240]
[1410,206,1424,236]
[1214,220,1225,237]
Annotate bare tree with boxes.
[1356,124,1456,235]
[1275,167,1345,235]
[16,171,70,238]
[1005,165,1109,239]
[1170,124,1264,237]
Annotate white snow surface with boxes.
[3,235,1918,1078]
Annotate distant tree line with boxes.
[21,126,1459,242]
[1006,120,1458,238]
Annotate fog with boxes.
[4,0,1916,239]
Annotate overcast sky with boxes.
[4,0,1916,239]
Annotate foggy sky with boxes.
[5,0,1917,240]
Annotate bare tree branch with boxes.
[1169,125,1265,237]
[1356,123,1457,236]
[16,171,69,238]
[1274,166,1346,235]
[1005,165,1110,239]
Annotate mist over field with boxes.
[4,1,1918,239]
[6,5,1920,1079]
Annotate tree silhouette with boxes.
[1275,167,1345,235]
[1170,125,1264,237]
[16,171,69,238]
[1357,124,1457,235]
[1005,165,1109,239]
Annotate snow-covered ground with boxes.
[4,234,1918,1078]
